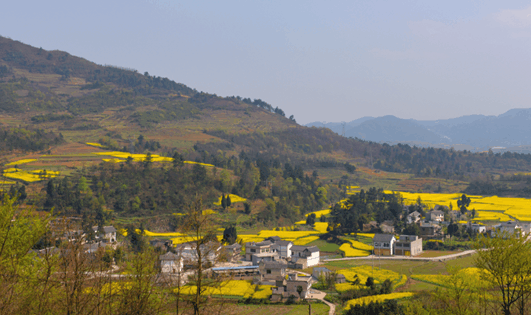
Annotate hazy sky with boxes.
[2,1,531,124]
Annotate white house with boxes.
[494,221,531,237]
[159,252,183,274]
[372,234,396,256]
[291,245,320,267]
[407,211,421,224]
[428,210,444,222]
[92,226,117,243]
[271,240,293,259]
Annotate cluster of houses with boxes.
[159,236,321,302]
[244,236,320,268]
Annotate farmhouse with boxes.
[270,273,312,302]
[258,260,287,284]
[372,234,396,256]
[394,235,423,256]
[427,210,444,222]
[92,226,117,243]
[245,240,273,261]
[159,252,183,274]
[407,211,421,224]
[494,221,531,237]
[290,245,320,268]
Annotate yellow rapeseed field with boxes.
[95,151,214,166]
[313,222,328,234]
[86,142,104,148]
[177,280,273,298]
[3,168,59,182]
[336,266,403,292]
[293,236,320,245]
[346,239,374,251]
[213,194,247,206]
[339,243,370,258]
[6,159,38,166]
[345,292,415,309]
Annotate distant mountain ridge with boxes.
[306,109,531,152]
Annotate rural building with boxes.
[245,240,273,261]
[177,241,221,266]
[427,210,444,222]
[222,243,242,261]
[420,222,443,238]
[394,235,423,256]
[212,265,259,280]
[494,221,531,237]
[92,226,117,243]
[407,211,421,224]
[290,245,320,268]
[252,251,280,265]
[270,240,293,259]
[159,252,183,274]
[467,223,486,234]
[270,273,312,302]
[372,234,396,256]
[258,260,287,284]
[380,221,395,234]
[312,267,332,280]
[150,239,173,251]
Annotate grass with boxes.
[217,302,329,315]
[306,239,340,253]
[417,251,461,258]
[324,254,477,278]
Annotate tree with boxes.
[221,225,237,245]
[344,162,356,174]
[243,202,251,214]
[306,213,316,226]
[457,194,471,215]
[226,194,232,207]
[221,193,226,209]
[179,198,224,315]
[474,231,531,315]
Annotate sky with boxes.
[2,0,531,124]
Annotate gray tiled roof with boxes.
[103,226,117,233]
[159,252,180,260]
[372,234,395,242]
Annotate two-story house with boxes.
[427,210,444,222]
[290,245,320,268]
[394,235,423,256]
[245,240,273,261]
[407,211,421,224]
[159,252,183,274]
[372,234,396,256]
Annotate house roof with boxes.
[103,226,117,233]
[409,211,421,217]
[430,210,444,216]
[373,234,395,242]
[336,274,346,279]
[225,243,242,250]
[248,240,272,247]
[267,236,281,241]
[259,261,287,269]
[304,246,319,253]
[275,240,293,246]
[313,267,331,273]
[159,252,181,260]
[290,245,307,251]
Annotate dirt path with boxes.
[307,289,335,315]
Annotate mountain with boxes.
[307,110,531,151]
[344,115,446,144]
[305,116,374,134]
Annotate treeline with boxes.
[41,151,340,228]
[205,127,531,180]
[465,173,531,197]
[329,188,403,234]
[0,127,64,152]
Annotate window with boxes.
[267,269,271,274]
[250,249,256,253]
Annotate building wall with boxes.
[374,248,392,256]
